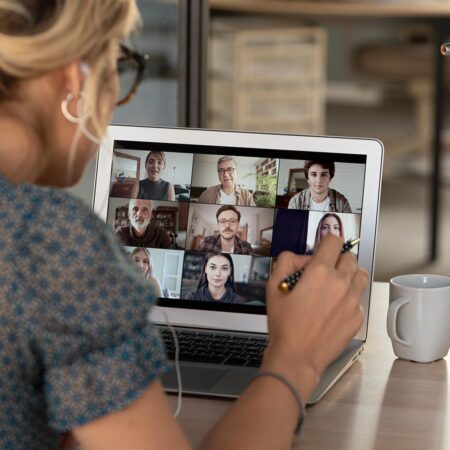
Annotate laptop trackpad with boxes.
[164,365,230,392]
[211,367,257,394]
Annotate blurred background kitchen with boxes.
[69,0,450,281]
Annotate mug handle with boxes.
[386,297,411,346]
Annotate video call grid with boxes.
[108,143,366,306]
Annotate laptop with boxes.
[94,125,383,404]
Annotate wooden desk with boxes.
[169,282,450,449]
[209,1,450,262]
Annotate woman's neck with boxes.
[0,111,47,184]
[208,285,226,300]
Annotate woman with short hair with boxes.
[131,151,176,201]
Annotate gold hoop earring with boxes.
[61,92,87,124]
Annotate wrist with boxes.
[261,346,320,403]
[251,370,306,435]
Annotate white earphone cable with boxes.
[161,310,183,417]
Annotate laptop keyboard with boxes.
[159,327,267,367]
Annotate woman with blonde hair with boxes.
[129,247,164,298]
[131,150,176,201]
[0,1,367,449]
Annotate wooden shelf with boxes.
[152,206,178,234]
[208,22,326,134]
[114,205,129,230]
[210,1,450,19]
[256,158,277,178]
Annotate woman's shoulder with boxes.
[185,287,210,301]
[229,289,245,304]
[0,178,104,239]
[1,177,92,214]
[0,180,121,284]
[147,275,163,298]
[35,188,106,240]
[184,289,198,300]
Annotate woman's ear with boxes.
[61,60,87,98]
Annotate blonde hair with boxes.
[130,247,153,277]
[0,0,140,137]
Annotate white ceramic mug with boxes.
[387,274,450,363]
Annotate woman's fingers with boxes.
[309,235,343,269]
[347,268,369,305]
[335,251,358,281]
[269,251,311,285]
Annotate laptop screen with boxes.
[105,139,366,315]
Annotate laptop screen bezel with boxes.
[94,125,383,342]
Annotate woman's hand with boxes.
[263,235,368,400]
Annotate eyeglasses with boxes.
[217,167,236,175]
[218,218,239,226]
[116,44,149,106]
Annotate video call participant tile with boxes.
[185,203,275,256]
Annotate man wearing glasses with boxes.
[196,205,253,254]
[197,156,256,206]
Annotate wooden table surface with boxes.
[169,282,450,449]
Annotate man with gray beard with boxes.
[116,199,173,248]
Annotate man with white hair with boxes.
[116,199,173,248]
[197,155,255,206]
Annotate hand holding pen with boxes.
[278,237,361,293]
[265,235,368,389]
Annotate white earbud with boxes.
[80,61,90,78]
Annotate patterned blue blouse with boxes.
[0,175,170,449]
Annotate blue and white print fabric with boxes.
[0,175,170,450]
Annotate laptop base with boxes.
[162,339,365,404]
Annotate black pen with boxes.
[278,237,361,293]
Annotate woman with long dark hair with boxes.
[185,253,245,304]
[307,213,344,255]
